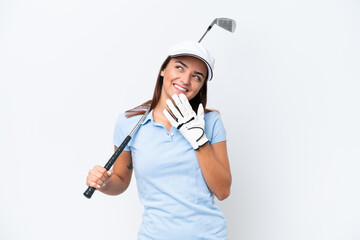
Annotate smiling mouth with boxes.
[174,84,188,92]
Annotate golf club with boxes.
[83,110,149,199]
[84,17,237,199]
[199,18,236,43]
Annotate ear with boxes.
[160,70,164,77]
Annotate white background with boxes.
[1,0,359,239]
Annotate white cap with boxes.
[167,41,215,81]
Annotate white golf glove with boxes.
[163,94,208,150]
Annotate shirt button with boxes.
[170,133,174,136]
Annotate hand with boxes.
[163,93,208,150]
[86,165,113,189]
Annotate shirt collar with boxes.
[140,109,153,125]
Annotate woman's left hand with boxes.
[163,93,208,150]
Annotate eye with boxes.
[193,75,201,81]
[176,65,183,70]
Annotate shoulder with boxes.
[115,113,143,133]
[204,111,222,125]
[204,111,226,144]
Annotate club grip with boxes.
[83,135,132,199]
[84,186,96,199]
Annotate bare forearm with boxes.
[196,143,232,200]
[98,174,129,196]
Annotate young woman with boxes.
[86,41,232,239]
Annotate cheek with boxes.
[163,70,177,83]
[168,70,179,79]
[193,81,204,92]
[187,83,203,99]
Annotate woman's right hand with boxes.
[86,165,113,189]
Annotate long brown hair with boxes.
[125,56,215,118]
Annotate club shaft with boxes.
[198,26,213,43]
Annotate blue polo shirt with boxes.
[113,110,227,240]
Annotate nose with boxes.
[181,72,192,85]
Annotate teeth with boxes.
[174,84,187,92]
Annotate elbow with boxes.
[216,176,232,201]
[216,188,231,201]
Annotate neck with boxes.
[153,97,169,119]
[153,93,173,131]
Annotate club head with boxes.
[214,18,236,33]
[199,17,236,42]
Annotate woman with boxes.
[86,41,232,239]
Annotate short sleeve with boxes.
[204,112,227,145]
[113,113,131,151]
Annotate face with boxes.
[160,56,207,102]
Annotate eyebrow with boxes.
[175,60,205,79]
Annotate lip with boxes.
[173,83,188,94]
